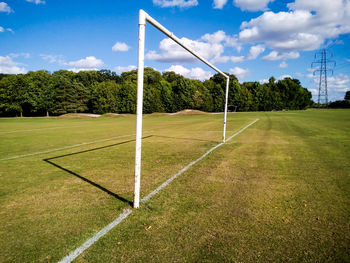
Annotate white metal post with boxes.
[134,10,146,209]
[223,77,229,142]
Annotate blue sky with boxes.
[1,0,350,101]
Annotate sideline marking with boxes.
[0,133,138,161]
[0,125,84,134]
[57,118,259,263]
[58,209,132,263]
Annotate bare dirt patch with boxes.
[102,113,130,118]
[58,113,101,119]
[169,109,208,116]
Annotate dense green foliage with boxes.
[0,68,312,116]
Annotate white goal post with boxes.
[134,9,230,208]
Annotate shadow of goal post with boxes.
[134,9,230,208]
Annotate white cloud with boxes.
[201,30,227,44]
[277,74,292,80]
[147,30,242,64]
[239,0,350,52]
[0,2,12,13]
[309,88,318,96]
[112,42,130,52]
[328,74,350,94]
[262,51,299,61]
[0,26,14,33]
[9,53,30,59]
[0,56,27,74]
[329,75,350,90]
[201,30,241,51]
[234,0,274,12]
[153,0,198,8]
[229,67,250,80]
[278,61,288,68]
[146,37,225,64]
[41,55,105,72]
[114,65,137,73]
[40,54,64,64]
[230,56,245,63]
[165,65,213,81]
[259,78,269,84]
[64,56,104,72]
[246,44,265,60]
[230,44,265,63]
[307,73,350,101]
[309,73,350,93]
[213,0,227,9]
[26,0,45,4]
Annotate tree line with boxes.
[0,68,312,117]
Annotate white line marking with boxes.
[0,125,83,134]
[57,209,132,263]
[0,134,136,161]
[57,119,259,263]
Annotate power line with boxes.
[311,49,336,105]
[335,63,350,71]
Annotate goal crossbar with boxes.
[134,9,230,208]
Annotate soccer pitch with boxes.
[1,110,349,262]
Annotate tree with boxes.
[116,81,136,113]
[51,70,89,115]
[159,80,174,112]
[0,74,29,117]
[204,80,225,112]
[345,91,350,101]
[164,71,195,111]
[91,81,120,114]
[143,68,165,113]
[26,70,54,116]
[0,67,313,116]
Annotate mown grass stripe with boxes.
[57,119,259,263]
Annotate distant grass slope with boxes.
[0,110,349,262]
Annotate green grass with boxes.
[0,110,349,262]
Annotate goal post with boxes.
[134,9,230,208]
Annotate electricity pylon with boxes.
[311,49,336,105]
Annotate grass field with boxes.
[0,109,349,262]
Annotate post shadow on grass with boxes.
[43,136,153,207]
[44,158,134,206]
[43,134,217,207]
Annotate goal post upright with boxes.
[223,77,229,143]
[134,9,229,208]
[134,10,146,209]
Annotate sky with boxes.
[1,0,350,101]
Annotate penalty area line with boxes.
[57,118,259,263]
[0,125,85,134]
[0,133,143,161]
